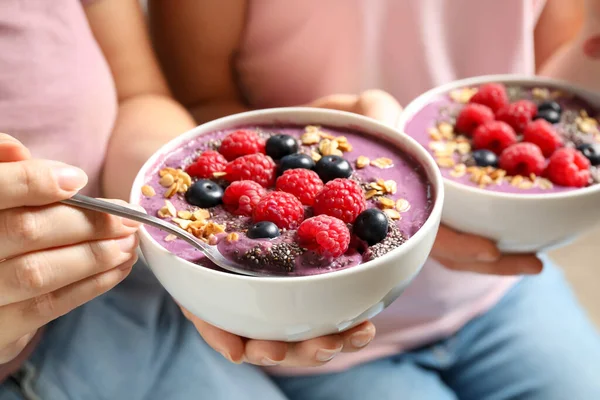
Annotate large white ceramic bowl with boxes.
[130,107,443,341]
[398,75,600,253]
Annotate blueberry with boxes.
[266,134,299,160]
[279,153,315,173]
[184,179,223,208]
[537,100,562,114]
[247,221,280,239]
[314,155,353,182]
[577,143,600,166]
[534,109,561,124]
[353,209,389,246]
[471,149,498,168]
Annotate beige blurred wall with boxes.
[549,226,600,328]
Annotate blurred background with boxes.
[550,226,600,327]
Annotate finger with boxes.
[0,200,140,261]
[431,225,501,263]
[236,322,375,366]
[282,334,344,367]
[355,89,403,127]
[305,93,360,112]
[181,309,246,364]
[0,133,31,163]
[0,234,138,306]
[0,159,88,210]
[0,257,135,345]
[440,254,543,275]
[244,339,288,366]
[305,90,403,127]
[340,321,376,353]
[0,330,36,364]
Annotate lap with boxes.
[273,355,457,400]
[0,380,21,400]
[444,257,600,400]
[1,262,286,400]
[273,259,600,400]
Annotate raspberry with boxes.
[499,143,545,176]
[469,83,509,113]
[219,129,266,161]
[297,215,350,257]
[275,169,324,206]
[455,103,495,135]
[222,180,266,216]
[313,178,366,224]
[224,153,276,187]
[522,119,563,158]
[253,191,304,229]
[472,121,518,155]
[496,100,537,133]
[544,148,591,187]
[185,150,228,179]
[516,100,538,118]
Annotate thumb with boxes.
[304,93,360,112]
[354,89,403,127]
[305,90,403,127]
[0,133,31,163]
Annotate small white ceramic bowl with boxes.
[130,107,443,341]
[398,75,600,253]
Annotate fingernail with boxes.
[117,235,137,252]
[53,166,88,191]
[350,332,373,348]
[219,351,231,362]
[260,357,280,366]
[524,260,543,274]
[218,350,242,364]
[477,252,499,262]
[316,347,341,362]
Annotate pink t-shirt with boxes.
[0,0,116,381]
[235,0,546,374]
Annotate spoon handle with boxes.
[61,194,205,250]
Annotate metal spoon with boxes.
[61,194,272,277]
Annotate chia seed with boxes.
[242,243,304,272]
[364,217,406,260]
[590,166,600,184]
[207,139,221,151]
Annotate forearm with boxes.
[102,94,196,200]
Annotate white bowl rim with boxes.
[130,107,445,283]
[398,74,600,201]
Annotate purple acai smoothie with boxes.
[406,83,600,194]
[138,124,433,276]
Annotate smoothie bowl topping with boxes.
[138,124,433,276]
[409,82,600,194]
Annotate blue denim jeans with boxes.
[272,256,600,400]
[2,257,599,400]
[0,263,287,400]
